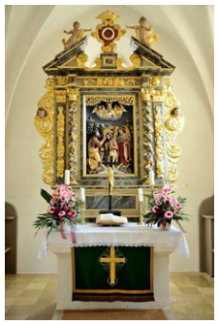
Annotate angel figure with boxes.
[126,17,158,47]
[62,21,92,50]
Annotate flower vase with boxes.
[160,222,171,230]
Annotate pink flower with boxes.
[163,189,169,194]
[163,184,175,192]
[155,199,162,206]
[50,198,57,205]
[164,211,173,219]
[48,206,56,214]
[152,206,159,213]
[67,210,77,218]
[64,206,69,212]
[69,201,75,207]
[175,210,180,216]
[58,210,65,218]
[155,190,163,195]
[170,198,176,205]
[176,202,181,208]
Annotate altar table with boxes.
[38,224,189,310]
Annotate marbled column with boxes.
[141,87,154,183]
[68,88,79,185]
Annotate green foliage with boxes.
[40,189,52,204]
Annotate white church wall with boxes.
[5,5,214,273]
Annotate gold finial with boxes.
[96,11,120,21]
[91,11,126,53]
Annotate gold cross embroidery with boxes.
[99,246,126,286]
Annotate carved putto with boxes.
[126,16,158,47]
[62,21,91,49]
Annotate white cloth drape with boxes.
[38,223,190,259]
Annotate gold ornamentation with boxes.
[67,88,79,101]
[163,77,184,183]
[35,78,55,186]
[68,89,79,184]
[96,11,120,21]
[82,76,136,87]
[91,11,126,53]
[55,90,67,103]
[86,96,134,107]
[56,76,68,87]
[56,106,65,178]
[154,106,165,179]
[130,53,141,68]
[99,246,126,286]
[76,52,89,68]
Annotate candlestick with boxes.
[64,170,70,185]
[138,188,144,225]
[138,188,143,202]
[80,188,85,202]
[149,169,155,187]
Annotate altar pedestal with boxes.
[39,224,189,311]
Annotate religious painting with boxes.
[83,95,137,177]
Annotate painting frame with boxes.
[82,94,138,178]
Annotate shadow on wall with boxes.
[199,195,214,273]
[5,202,17,274]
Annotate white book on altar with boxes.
[96,213,128,225]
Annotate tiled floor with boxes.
[5,272,214,320]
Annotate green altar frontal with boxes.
[71,246,154,302]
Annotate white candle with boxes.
[80,188,85,202]
[138,188,144,202]
[149,169,155,186]
[64,170,70,185]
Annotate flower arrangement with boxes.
[144,184,190,231]
[33,185,82,240]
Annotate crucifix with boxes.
[99,246,126,286]
[100,157,123,215]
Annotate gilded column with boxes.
[141,85,154,183]
[67,88,79,185]
[55,89,67,181]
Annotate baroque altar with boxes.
[35,11,186,310]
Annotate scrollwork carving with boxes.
[35,78,55,186]
[163,77,184,183]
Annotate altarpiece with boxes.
[35,11,184,304]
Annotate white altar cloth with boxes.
[38,223,190,311]
[38,223,190,259]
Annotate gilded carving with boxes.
[56,106,65,178]
[91,11,126,53]
[68,90,79,184]
[35,78,55,186]
[130,53,141,68]
[76,52,89,68]
[55,90,67,103]
[56,76,68,87]
[163,77,184,183]
[82,77,137,87]
[154,106,165,179]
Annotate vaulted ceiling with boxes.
[5,5,214,127]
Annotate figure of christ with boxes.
[63,21,91,50]
[104,133,118,163]
[126,16,152,47]
[88,130,106,173]
[116,128,132,167]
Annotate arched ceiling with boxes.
[5,5,214,128]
